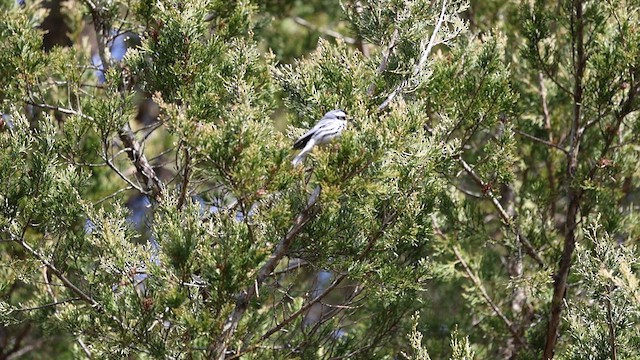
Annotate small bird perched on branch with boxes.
[292,109,348,166]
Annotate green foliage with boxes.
[561,220,640,359]
[1,0,640,358]
[0,3,49,104]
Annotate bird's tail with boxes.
[292,139,315,166]
[292,150,308,166]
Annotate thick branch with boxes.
[543,0,586,356]
[119,124,165,200]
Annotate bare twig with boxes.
[415,0,449,75]
[457,157,544,267]
[104,154,147,194]
[77,0,165,201]
[259,272,350,343]
[76,337,93,358]
[269,258,309,277]
[226,210,397,360]
[453,247,527,348]
[293,17,357,44]
[13,298,82,312]
[26,102,86,117]
[93,186,134,206]
[513,129,568,154]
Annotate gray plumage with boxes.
[292,110,348,166]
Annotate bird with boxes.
[292,109,348,166]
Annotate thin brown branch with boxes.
[539,73,558,220]
[317,284,365,323]
[92,186,134,206]
[13,298,82,312]
[269,258,309,277]
[76,337,92,358]
[367,28,399,96]
[514,129,568,154]
[176,147,191,211]
[26,102,86,117]
[259,272,350,343]
[457,157,544,267]
[78,0,165,202]
[453,247,528,348]
[266,211,396,332]
[9,233,126,331]
[227,211,398,360]
[104,154,147,194]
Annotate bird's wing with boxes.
[293,119,336,149]
[310,118,338,131]
[293,131,313,149]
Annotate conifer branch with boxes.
[80,0,165,201]
[9,232,126,331]
[378,0,449,111]
[226,210,398,360]
[538,72,558,219]
[605,292,617,360]
[457,157,545,267]
[453,247,527,348]
[211,186,322,360]
[13,298,82,312]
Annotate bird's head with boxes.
[325,109,348,121]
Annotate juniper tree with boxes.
[1,0,639,360]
